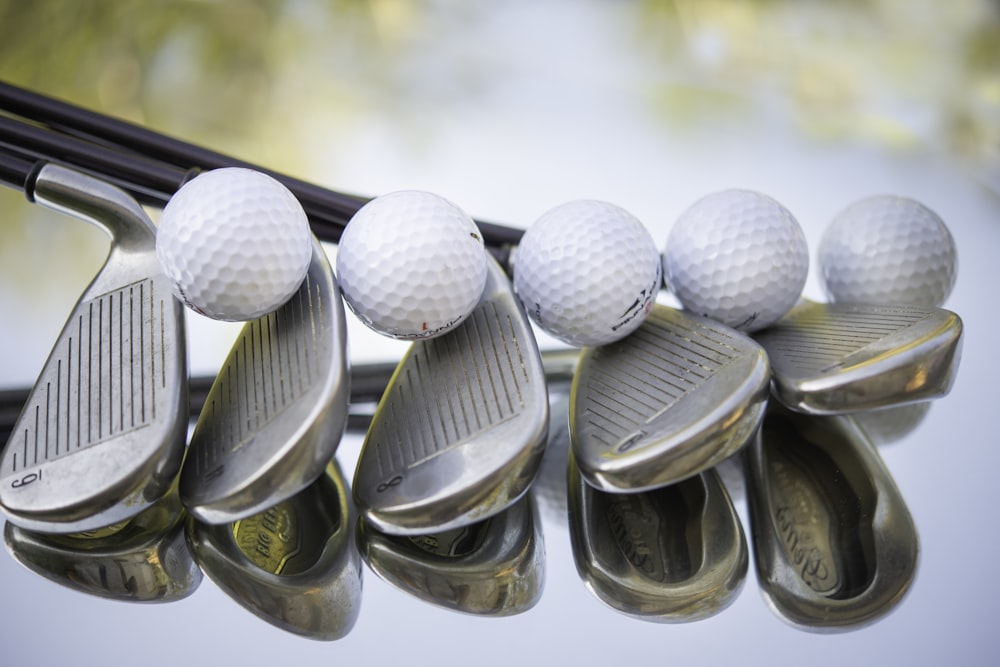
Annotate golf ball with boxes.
[336,190,487,339]
[513,200,661,347]
[663,189,809,332]
[819,195,957,307]
[155,168,312,321]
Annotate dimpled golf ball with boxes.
[336,190,487,339]
[819,195,957,307]
[513,200,661,347]
[155,168,312,321]
[663,189,809,332]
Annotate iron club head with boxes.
[754,299,963,415]
[1,164,187,534]
[180,238,350,524]
[353,255,549,536]
[570,303,769,493]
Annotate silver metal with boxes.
[185,460,362,641]
[744,405,919,631]
[0,164,187,533]
[754,300,963,415]
[570,303,769,493]
[567,454,748,622]
[356,493,544,616]
[353,255,549,535]
[3,479,201,603]
[180,238,349,524]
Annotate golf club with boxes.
[754,299,963,415]
[0,163,187,534]
[180,237,351,525]
[353,255,550,536]
[570,303,769,493]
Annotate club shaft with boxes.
[0,81,524,250]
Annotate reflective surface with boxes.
[1,1,998,664]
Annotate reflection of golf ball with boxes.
[336,191,487,339]
[663,189,808,332]
[819,196,957,307]
[513,200,661,347]
[156,168,312,321]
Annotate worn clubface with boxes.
[567,455,748,622]
[0,165,187,534]
[353,256,549,536]
[186,461,362,641]
[754,300,963,415]
[744,405,918,631]
[570,303,769,493]
[356,494,544,616]
[180,238,349,524]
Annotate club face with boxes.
[3,480,201,603]
[754,300,964,415]
[180,239,349,524]
[356,493,544,616]
[353,256,549,536]
[567,454,748,622]
[744,405,918,631]
[570,304,769,493]
[185,460,362,641]
[0,165,187,533]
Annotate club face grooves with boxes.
[354,256,548,536]
[181,239,349,524]
[0,165,186,533]
[571,304,769,492]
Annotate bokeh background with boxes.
[1,1,998,665]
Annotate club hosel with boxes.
[29,163,157,251]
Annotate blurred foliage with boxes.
[633,0,999,165]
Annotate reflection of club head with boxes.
[744,405,918,631]
[567,454,747,622]
[755,300,963,415]
[3,479,200,602]
[356,494,544,616]
[180,239,349,524]
[354,256,549,535]
[1,165,187,534]
[186,461,361,641]
[571,304,769,492]
[530,392,573,529]
[852,402,932,446]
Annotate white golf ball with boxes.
[336,190,487,339]
[513,200,661,347]
[156,168,312,321]
[819,195,957,307]
[663,189,809,332]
